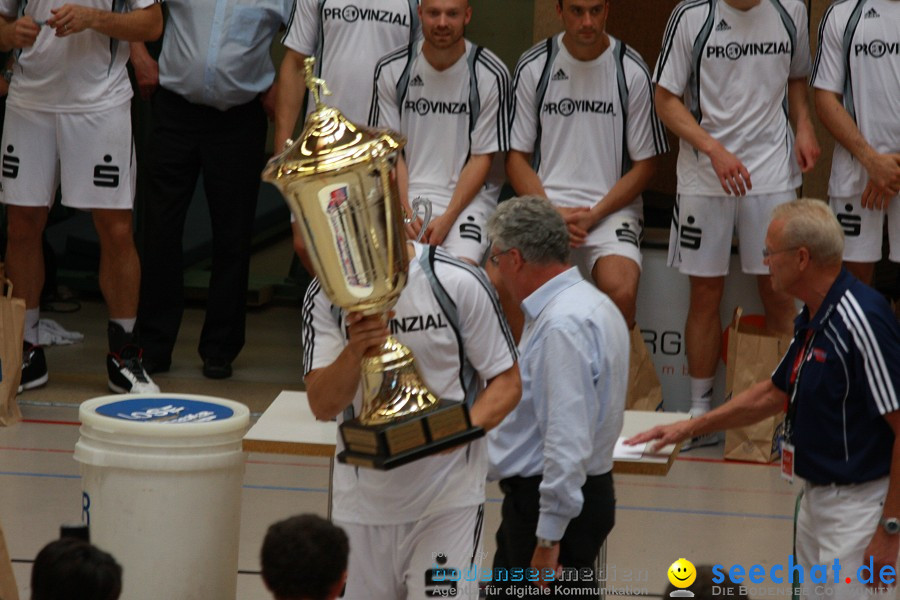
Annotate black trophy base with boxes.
[337,399,484,470]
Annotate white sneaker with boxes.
[107,349,160,394]
[682,408,720,451]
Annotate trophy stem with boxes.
[359,335,440,425]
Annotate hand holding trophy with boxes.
[262,59,484,469]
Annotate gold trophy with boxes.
[262,59,484,470]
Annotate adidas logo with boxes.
[715,19,731,31]
[551,68,568,81]
[864,7,880,18]
[410,74,424,87]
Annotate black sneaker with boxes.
[106,322,159,394]
[19,342,49,393]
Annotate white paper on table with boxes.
[614,437,646,460]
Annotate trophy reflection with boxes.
[262,58,483,469]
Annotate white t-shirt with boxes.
[510,33,668,218]
[654,0,811,196]
[2,0,156,112]
[302,243,517,525]
[368,39,510,213]
[811,0,900,198]
[282,0,421,123]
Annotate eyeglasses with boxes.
[489,248,514,265]
[762,246,800,259]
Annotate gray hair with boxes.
[771,198,844,266]
[486,195,570,264]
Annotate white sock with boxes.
[111,318,137,334]
[690,377,715,415]
[24,308,40,345]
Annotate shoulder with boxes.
[619,41,653,80]
[833,283,900,347]
[514,37,554,79]
[473,44,510,78]
[665,0,713,29]
[374,43,415,77]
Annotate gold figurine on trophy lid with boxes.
[262,58,484,469]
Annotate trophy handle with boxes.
[406,197,432,244]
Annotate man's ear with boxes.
[328,570,348,599]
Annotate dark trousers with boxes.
[491,472,615,598]
[138,87,266,363]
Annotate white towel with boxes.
[38,318,84,346]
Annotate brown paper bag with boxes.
[723,307,792,463]
[0,273,25,427]
[626,324,663,411]
[0,519,19,600]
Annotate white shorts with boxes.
[668,191,797,276]
[796,477,894,600]
[0,103,136,210]
[830,195,900,263]
[336,504,485,600]
[570,212,643,279]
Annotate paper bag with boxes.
[723,308,792,463]
[0,519,19,600]
[0,272,25,427]
[626,324,663,412]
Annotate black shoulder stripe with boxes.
[656,0,709,80]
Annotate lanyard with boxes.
[784,329,816,445]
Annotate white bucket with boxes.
[74,394,250,600]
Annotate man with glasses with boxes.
[628,199,900,599]
[486,195,628,598]
[655,0,820,427]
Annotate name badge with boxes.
[781,441,795,483]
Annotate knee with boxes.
[96,217,136,253]
[5,209,47,245]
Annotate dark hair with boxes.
[261,514,349,600]
[31,538,122,600]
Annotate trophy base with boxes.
[337,399,484,470]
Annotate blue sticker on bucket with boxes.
[94,398,235,424]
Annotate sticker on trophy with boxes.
[319,182,373,296]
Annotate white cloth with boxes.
[510,34,668,220]
[303,243,516,526]
[0,0,156,112]
[37,319,84,346]
[282,0,421,123]
[810,0,900,198]
[654,0,810,196]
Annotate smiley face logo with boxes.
[668,558,697,588]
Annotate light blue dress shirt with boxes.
[487,267,628,541]
[158,0,292,111]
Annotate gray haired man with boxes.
[485,195,628,596]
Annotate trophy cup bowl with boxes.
[261,59,484,469]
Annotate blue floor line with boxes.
[0,472,793,521]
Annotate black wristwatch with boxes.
[880,517,900,535]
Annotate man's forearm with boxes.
[687,379,785,438]
[89,4,162,41]
[467,364,520,432]
[590,156,658,224]
[655,86,721,157]
[304,350,362,421]
[815,89,878,166]
[506,150,547,198]
[444,153,493,220]
[274,50,307,152]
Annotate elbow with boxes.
[143,18,163,42]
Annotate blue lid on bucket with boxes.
[94,397,235,424]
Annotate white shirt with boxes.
[488,267,628,541]
[282,0,420,123]
[369,39,510,213]
[158,0,293,111]
[2,0,157,112]
[654,0,811,196]
[810,0,900,198]
[303,243,516,525]
[510,33,668,218]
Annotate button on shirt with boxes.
[487,267,628,541]
[158,0,292,111]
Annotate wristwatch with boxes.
[536,537,559,549]
[880,517,900,535]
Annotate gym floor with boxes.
[0,240,798,600]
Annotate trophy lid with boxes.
[263,58,405,183]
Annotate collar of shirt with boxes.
[793,268,854,333]
[521,267,583,323]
